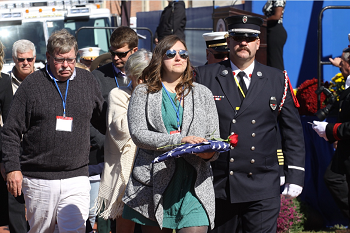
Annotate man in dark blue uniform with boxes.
[313,45,350,222]
[195,15,305,233]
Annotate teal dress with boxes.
[123,88,209,229]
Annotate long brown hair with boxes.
[141,35,193,99]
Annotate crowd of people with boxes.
[2,3,350,232]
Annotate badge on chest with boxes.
[270,96,277,111]
[56,116,73,132]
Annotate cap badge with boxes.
[242,16,248,24]
[257,71,262,76]
[88,48,93,52]
[221,70,228,76]
[270,96,277,111]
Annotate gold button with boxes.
[230,171,234,175]
[251,159,255,164]
[230,158,234,162]
[232,119,236,124]
[251,146,255,151]
[251,133,256,137]
[251,120,256,124]
[248,172,253,176]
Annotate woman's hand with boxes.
[181,136,207,144]
[181,136,215,160]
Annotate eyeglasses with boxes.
[17,57,34,62]
[165,49,189,59]
[109,48,133,58]
[230,36,259,43]
[53,57,76,64]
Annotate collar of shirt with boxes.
[9,68,22,91]
[46,64,76,81]
[345,75,350,90]
[230,60,255,89]
[112,63,126,77]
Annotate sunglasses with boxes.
[165,49,188,59]
[230,36,258,43]
[109,48,133,58]
[17,57,34,62]
[53,57,76,64]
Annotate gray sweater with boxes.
[123,83,220,229]
[2,67,106,180]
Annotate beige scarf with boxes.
[95,87,137,220]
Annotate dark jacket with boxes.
[155,1,186,42]
[0,73,13,161]
[195,60,305,203]
[326,87,350,175]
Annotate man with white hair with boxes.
[10,39,36,93]
[3,39,36,233]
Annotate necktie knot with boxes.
[237,71,245,79]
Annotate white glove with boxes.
[280,176,285,186]
[282,183,303,199]
[312,120,328,140]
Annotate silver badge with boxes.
[242,16,248,23]
[269,96,277,111]
[221,70,228,76]
[257,71,262,76]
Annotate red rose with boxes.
[228,133,238,148]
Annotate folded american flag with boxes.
[152,140,231,163]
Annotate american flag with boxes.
[152,140,231,163]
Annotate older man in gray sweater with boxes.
[2,29,106,233]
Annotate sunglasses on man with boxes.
[230,35,259,43]
[165,49,189,59]
[17,57,34,62]
[109,48,133,58]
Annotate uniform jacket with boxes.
[195,60,305,203]
[326,86,350,175]
[122,83,220,229]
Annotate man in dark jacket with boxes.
[154,0,186,44]
[195,15,305,233]
[313,45,350,222]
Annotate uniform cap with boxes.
[78,47,101,61]
[225,15,263,37]
[202,32,229,52]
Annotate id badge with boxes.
[56,116,73,132]
[170,130,181,135]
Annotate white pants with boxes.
[22,176,90,233]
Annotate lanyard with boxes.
[53,79,70,117]
[162,83,183,131]
[112,67,131,88]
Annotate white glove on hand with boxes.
[282,183,303,199]
[280,176,285,186]
[312,121,328,140]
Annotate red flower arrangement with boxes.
[296,78,328,116]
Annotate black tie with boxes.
[237,71,247,100]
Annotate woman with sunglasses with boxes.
[122,35,220,233]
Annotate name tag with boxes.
[170,130,181,135]
[56,116,73,132]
